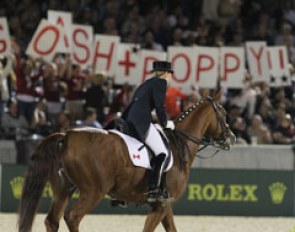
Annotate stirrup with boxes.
[146,189,166,203]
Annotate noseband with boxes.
[206,96,233,151]
[174,96,234,155]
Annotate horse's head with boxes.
[175,89,236,151]
[201,90,236,150]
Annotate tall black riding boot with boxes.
[147,153,166,203]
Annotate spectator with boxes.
[251,13,274,45]
[284,0,295,26]
[79,107,103,129]
[103,76,117,114]
[64,64,86,120]
[228,73,257,122]
[170,27,184,46]
[230,116,251,144]
[53,110,74,133]
[103,17,118,35]
[273,114,295,144]
[1,99,29,139]
[110,82,133,115]
[141,29,164,51]
[248,114,273,144]
[0,55,14,127]
[121,4,146,40]
[226,104,242,125]
[274,22,295,47]
[165,85,187,119]
[201,0,219,22]
[31,98,52,136]
[84,72,106,124]
[14,56,41,124]
[255,96,277,131]
[42,62,65,120]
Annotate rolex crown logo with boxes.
[42,182,53,198]
[10,176,24,199]
[269,182,287,204]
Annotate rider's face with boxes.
[161,72,172,84]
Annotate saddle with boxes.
[107,118,172,170]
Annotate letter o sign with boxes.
[172,54,191,83]
[33,26,60,55]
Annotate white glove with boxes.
[165,120,175,130]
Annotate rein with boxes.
[173,129,220,159]
[174,96,230,159]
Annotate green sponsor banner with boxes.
[1,165,294,216]
[0,165,148,214]
[175,169,294,216]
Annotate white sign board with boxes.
[168,46,196,91]
[220,47,245,88]
[116,43,140,85]
[246,41,269,83]
[48,10,72,53]
[267,46,291,87]
[195,46,219,88]
[0,17,11,56]
[26,19,63,62]
[92,34,120,75]
[71,24,93,69]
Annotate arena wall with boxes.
[1,162,294,216]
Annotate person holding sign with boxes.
[122,61,175,202]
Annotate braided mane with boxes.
[164,99,207,169]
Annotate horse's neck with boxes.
[176,111,208,167]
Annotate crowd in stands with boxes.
[0,0,294,145]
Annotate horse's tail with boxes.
[18,132,65,232]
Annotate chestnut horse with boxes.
[18,90,236,232]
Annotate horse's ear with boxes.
[214,88,222,102]
[203,89,210,97]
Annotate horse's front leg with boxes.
[161,203,177,232]
[143,203,168,232]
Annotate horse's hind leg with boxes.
[64,190,103,232]
[45,172,75,232]
[161,204,177,232]
[45,190,72,232]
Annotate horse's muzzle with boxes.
[220,130,236,151]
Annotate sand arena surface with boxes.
[2,213,295,232]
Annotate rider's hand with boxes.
[165,120,175,130]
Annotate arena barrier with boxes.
[1,164,294,216]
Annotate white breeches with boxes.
[144,123,168,157]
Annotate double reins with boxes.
[172,128,220,159]
[175,96,230,159]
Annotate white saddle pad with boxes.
[109,129,173,172]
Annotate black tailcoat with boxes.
[122,77,167,140]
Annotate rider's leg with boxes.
[144,123,168,202]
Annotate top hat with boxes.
[151,61,174,74]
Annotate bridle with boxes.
[174,96,235,157]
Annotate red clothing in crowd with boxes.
[165,86,187,119]
[43,76,61,102]
[65,74,85,100]
[15,55,41,99]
